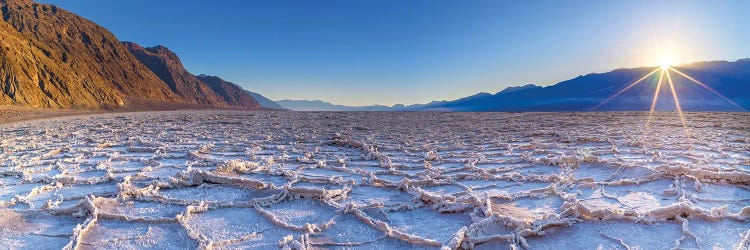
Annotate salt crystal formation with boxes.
[1,111,748,249]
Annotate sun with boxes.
[593,53,745,136]
[658,57,672,70]
[659,61,671,70]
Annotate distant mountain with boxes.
[0,0,260,110]
[413,59,750,111]
[276,100,394,111]
[245,91,285,110]
[2,0,747,112]
[498,84,542,94]
[279,60,750,112]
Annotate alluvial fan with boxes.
[0,111,749,249]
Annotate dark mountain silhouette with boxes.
[279,59,749,112]
[412,59,750,111]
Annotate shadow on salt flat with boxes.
[27,182,118,208]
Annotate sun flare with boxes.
[657,54,673,70]
[594,57,745,136]
[659,60,671,70]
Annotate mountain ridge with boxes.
[0,0,178,108]
[125,42,260,109]
[279,59,750,112]
[0,0,261,109]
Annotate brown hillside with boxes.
[0,0,260,109]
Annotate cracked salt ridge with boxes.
[0,112,749,249]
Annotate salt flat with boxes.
[0,111,749,249]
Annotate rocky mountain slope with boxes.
[0,0,178,108]
[125,42,259,109]
[194,75,261,109]
[0,0,259,109]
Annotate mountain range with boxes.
[278,60,750,112]
[1,0,748,112]
[0,0,270,110]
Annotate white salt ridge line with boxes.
[559,192,750,222]
[177,202,212,248]
[52,172,115,185]
[255,205,337,233]
[654,164,750,185]
[343,205,443,247]
[89,197,179,223]
[179,201,305,249]
[600,233,633,250]
[124,168,352,209]
[61,196,105,250]
[43,195,181,246]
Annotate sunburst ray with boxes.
[665,70,689,135]
[593,68,660,110]
[668,67,745,111]
[646,70,666,129]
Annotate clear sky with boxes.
[40,0,750,106]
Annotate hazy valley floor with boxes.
[1,111,749,249]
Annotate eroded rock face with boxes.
[0,0,178,108]
[0,0,260,109]
[196,74,262,109]
[124,42,260,109]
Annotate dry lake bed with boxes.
[1,111,748,249]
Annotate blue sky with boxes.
[41,0,750,105]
